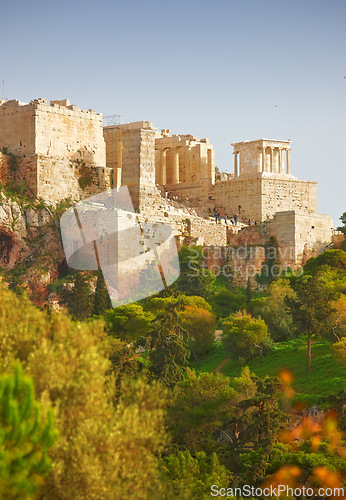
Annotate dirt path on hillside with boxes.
[215,358,230,373]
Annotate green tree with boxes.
[0,364,57,499]
[68,272,92,320]
[249,279,298,342]
[209,287,246,319]
[246,277,252,304]
[333,336,346,364]
[303,249,346,277]
[167,370,238,454]
[93,270,112,315]
[222,311,273,362]
[102,336,141,402]
[143,294,212,316]
[286,275,336,372]
[337,211,346,234]
[173,246,215,297]
[0,286,168,499]
[104,303,154,344]
[231,372,288,484]
[160,450,231,500]
[148,302,189,387]
[256,236,281,285]
[178,305,216,365]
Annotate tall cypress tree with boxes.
[93,271,112,316]
[246,277,253,303]
[69,272,93,320]
[256,236,281,285]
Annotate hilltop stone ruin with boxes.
[0,97,336,285]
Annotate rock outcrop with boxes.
[0,192,65,303]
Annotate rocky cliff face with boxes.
[0,192,65,303]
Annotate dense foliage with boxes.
[1,220,345,498]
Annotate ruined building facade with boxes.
[0,97,334,273]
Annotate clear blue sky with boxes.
[1,0,345,226]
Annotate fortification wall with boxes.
[187,218,227,246]
[35,99,105,164]
[212,175,317,222]
[261,176,317,219]
[269,211,333,265]
[213,177,263,221]
[0,98,108,201]
[0,99,36,155]
[36,156,112,201]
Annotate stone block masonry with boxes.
[104,121,157,210]
[0,98,111,201]
[269,211,333,265]
[0,97,334,278]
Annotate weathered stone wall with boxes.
[269,211,333,265]
[212,175,317,222]
[35,99,105,165]
[0,99,36,156]
[212,177,263,221]
[261,176,317,219]
[187,218,227,246]
[36,155,112,201]
[227,224,267,246]
[0,98,109,201]
[202,245,266,288]
[104,121,157,210]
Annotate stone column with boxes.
[160,149,167,184]
[172,149,180,184]
[286,149,290,174]
[270,147,274,173]
[262,147,266,172]
[207,147,214,181]
[185,147,192,183]
[115,140,122,188]
[278,148,282,173]
[234,152,238,177]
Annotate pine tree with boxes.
[93,271,112,316]
[286,275,335,372]
[68,272,92,320]
[0,364,57,499]
[149,301,189,386]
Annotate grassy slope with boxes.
[190,337,346,404]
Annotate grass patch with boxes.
[191,337,346,403]
[189,341,226,373]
